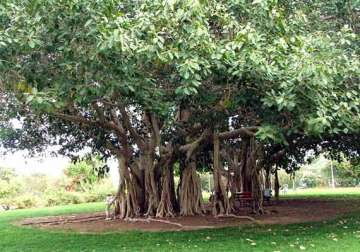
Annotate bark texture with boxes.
[274,168,280,200]
[114,155,143,218]
[156,166,177,217]
[179,160,204,216]
[142,153,160,217]
[212,134,230,215]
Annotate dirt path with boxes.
[18,199,360,233]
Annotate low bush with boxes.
[1,193,44,209]
[0,172,115,209]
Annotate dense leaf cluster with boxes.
[0,0,359,172]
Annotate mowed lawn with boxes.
[1,192,360,251]
[283,187,360,200]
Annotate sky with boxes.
[0,116,119,183]
[0,150,68,177]
[1,116,119,184]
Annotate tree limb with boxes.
[52,112,97,126]
[180,128,212,162]
[218,127,258,139]
[119,106,145,149]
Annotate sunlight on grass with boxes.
[283,187,360,200]
[1,192,360,251]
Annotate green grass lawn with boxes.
[282,187,360,200]
[1,194,360,251]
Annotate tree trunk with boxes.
[179,159,204,216]
[233,153,242,193]
[265,167,271,189]
[222,148,241,212]
[114,155,143,218]
[240,139,252,192]
[212,134,230,215]
[156,166,177,217]
[251,170,264,215]
[274,168,280,201]
[247,137,264,214]
[169,164,178,212]
[142,153,160,217]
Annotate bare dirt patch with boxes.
[18,199,360,233]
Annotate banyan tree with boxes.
[0,0,359,218]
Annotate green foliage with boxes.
[1,193,43,209]
[64,157,106,191]
[0,179,21,199]
[0,167,21,198]
[279,155,360,189]
[255,125,287,144]
[44,180,115,207]
[0,0,358,151]
[0,167,16,181]
[44,191,86,207]
[278,169,324,189]
[332,159,360,187]
[0,0,358,200]
[200,173,213,192]
[301,175,322,188]
[0,163,114,209]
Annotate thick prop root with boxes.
[179,161,205,216]
[156,168,177,217]
[212,135,230,215]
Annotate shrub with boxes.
[301,175,321,188]
[44,190,85,206]
[64,156,108,192]
[0,194,44,209]
[83,179,115,202]
[0,162,115,209]
[0,179,22,199]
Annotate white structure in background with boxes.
[107,158,120,187]
[330,159,336,188]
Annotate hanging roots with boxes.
[179,161,205,216]
[156,168,176,217]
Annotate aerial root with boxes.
[124,217,216,230]
[22,214,257,230]
[148,218,183,228]
[215,214,259,224]
[125,217,183,228]
[22,214,105,226]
